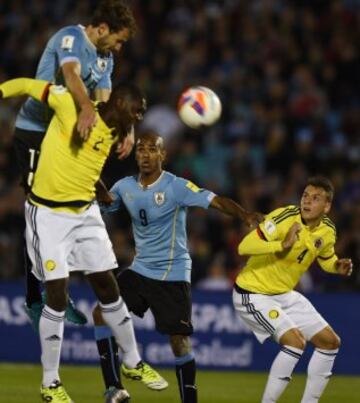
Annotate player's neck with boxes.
[302,216,322,230]
[138,170,163,188]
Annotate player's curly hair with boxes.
[92,0,137,36]
[307,176,334,201]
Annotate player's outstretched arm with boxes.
[0,78,50,102]
[210,195,263,227]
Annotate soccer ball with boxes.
[177,86,222,129]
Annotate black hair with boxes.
[110,82,144,106]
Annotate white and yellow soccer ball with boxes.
[177,86,222,129]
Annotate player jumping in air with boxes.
[0,78,167,403]
[233,176,353,403]
[13,0,137,329]
[94,130,263,403]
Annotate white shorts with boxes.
[232,288,329,343]
[25,201,118,282]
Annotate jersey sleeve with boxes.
[52,27,85,67]
[172,177,215,208]
[101,180,125,213]
[257,206,291,241]
[95,56,113,90]
[238,206,297,256]
[238,228,284,255]
[317,227,338,273]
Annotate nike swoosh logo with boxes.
[180,320,191,327]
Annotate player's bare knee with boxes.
[170,335,191,357]
[324,332,341,350]
[280,328,306,350]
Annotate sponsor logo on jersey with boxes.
[96,57,108,72]
[61,35,75,51]
[45,260,57,272]
[314,237,323,249]
[269,309,279,319]
[264,220,276,235]
[154,192,165,206]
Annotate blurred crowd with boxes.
[0,0,359,292]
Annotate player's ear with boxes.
[324,202,331,214]
[97,23,110,37]
[160,150,167,163]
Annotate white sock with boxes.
[99,297,141,368]
[262,345,303,403]
[300,348,339,403]
[39,305,65,387]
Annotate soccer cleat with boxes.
[65,297,88,325]
[121,361,168,391]
[23,301,43,332]
[104,386,130,403]
[42,291,87,325]
[40,380,74,402]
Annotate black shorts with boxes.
[115,269,193,336]
[14,128,45,193]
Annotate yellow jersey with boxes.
[0,78,117,209]
[236,205,338,294]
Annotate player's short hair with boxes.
[111,82,144,104]
[92,0,137,36]
[137,130,164,149]
[307,176,334,202]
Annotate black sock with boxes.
[176,358,197,403]
[24,245,42,306]
[96,336,123,389]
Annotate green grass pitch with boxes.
[0,363,359,402]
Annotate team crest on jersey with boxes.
[154,192,165,206]
[61,35,75,51]
[96,57,108,72]
[45,260,56,272]
[269,309,279,319]
[314,237,323,249]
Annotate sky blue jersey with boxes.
[103,171,216,283]
[16,25,113,132]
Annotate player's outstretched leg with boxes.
[89,271,168,392]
